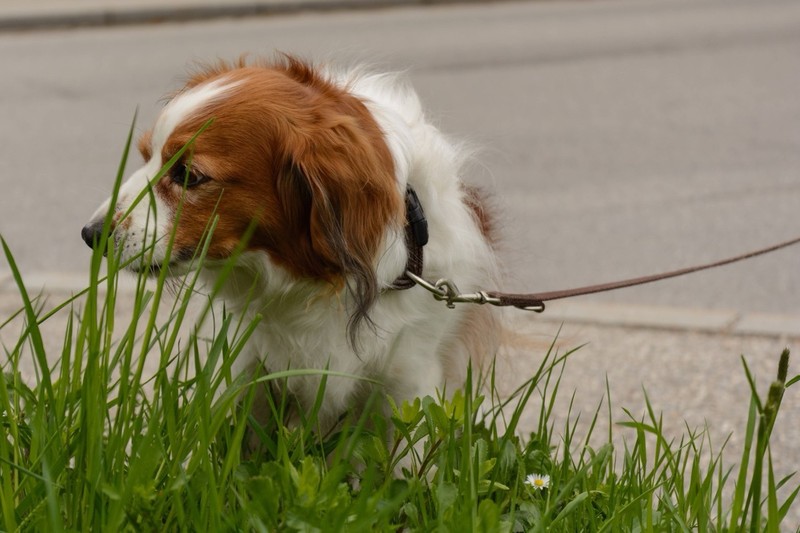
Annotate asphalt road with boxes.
[0,0,799,317]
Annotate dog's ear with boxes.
[277,116,401,344]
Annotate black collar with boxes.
[388,187,428,290]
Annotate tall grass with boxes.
[0,126,798,531]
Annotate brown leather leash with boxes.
[405,234,800,313]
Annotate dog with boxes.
[81,55,500,429]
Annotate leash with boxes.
[406,234,800,313]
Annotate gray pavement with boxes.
[0,0,799,525]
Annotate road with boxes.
[0,0,799,314]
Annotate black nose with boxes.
[81,220,105,249]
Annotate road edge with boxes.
[0,0,501,32]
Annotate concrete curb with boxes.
[2,270,798,338]
[539,300,800,339]
[0,0,485,32]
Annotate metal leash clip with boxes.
[405,271,504,309]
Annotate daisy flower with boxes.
[525,473,550,490]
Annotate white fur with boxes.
[86,64,499,428]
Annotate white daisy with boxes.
[525,473,550,490]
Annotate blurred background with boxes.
[0,0,798,316]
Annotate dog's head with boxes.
[83,57,403,295]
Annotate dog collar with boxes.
[388,187,428,290]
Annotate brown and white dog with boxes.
[82,56,500,426]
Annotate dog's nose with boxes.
[81,219,105,249]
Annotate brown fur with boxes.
[462,184,497,244]
[140,56,404,340]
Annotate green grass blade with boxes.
[1,237,54,403]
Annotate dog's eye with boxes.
[170,163,209,188]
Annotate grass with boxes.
[1,127,799,531]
